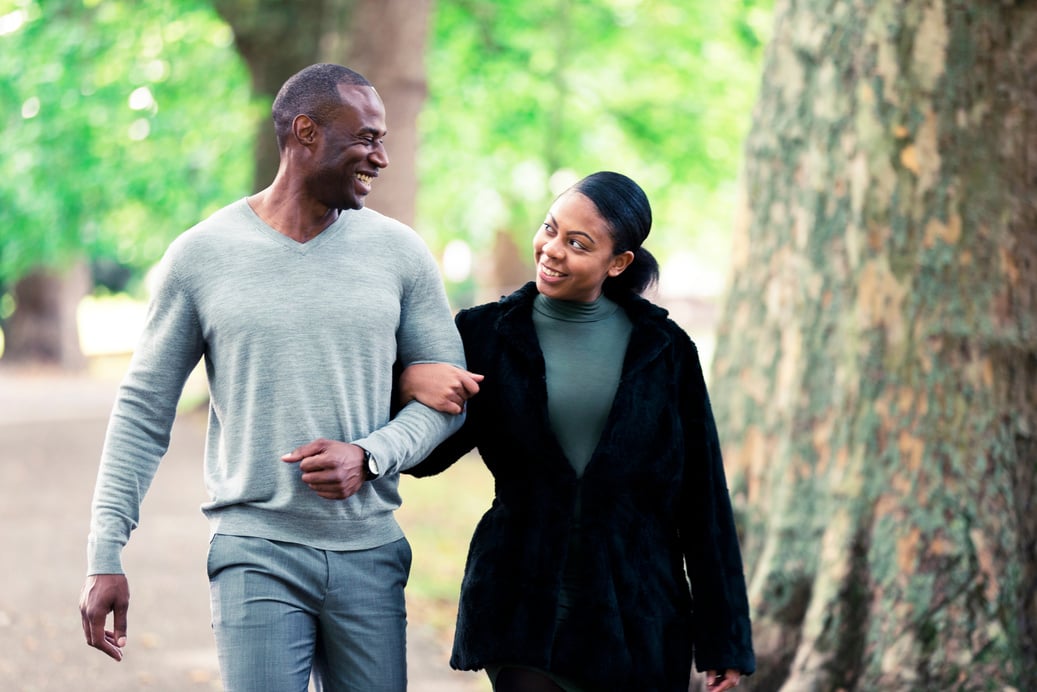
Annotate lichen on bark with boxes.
[713,1,1037,689]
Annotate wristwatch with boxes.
[361,447,381,481]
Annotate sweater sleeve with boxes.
[403,308,481,477]
[86,249,205,575]
[351,240,466,475]
[678,338,756,675]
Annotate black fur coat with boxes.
[407,283,754,691]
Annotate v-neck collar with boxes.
[238,198,350,254]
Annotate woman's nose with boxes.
[542,236,564,258]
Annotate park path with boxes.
[0,365,484,692]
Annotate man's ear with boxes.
[292,114,318,146]
[608,250,635,277]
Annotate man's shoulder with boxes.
[169,197,238,233]
[166,200,250,253]
[345,207,430,255]
[349,206,414,237]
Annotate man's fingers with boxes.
[81,608,124,661]
[79,574,130,661]
[100,631,125,661]
[113,601,128,648]
[282,439,329,463]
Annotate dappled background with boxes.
[0,0,770,366]
[3,1,1036,691]
[0,1,770,690]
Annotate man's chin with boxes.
[336,199,365,212]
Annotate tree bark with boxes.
[1,261,89,370]
[711,1,1037,690]
[212,0,430,227]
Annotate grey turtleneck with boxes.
[532,292,633,476]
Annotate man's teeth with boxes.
[541,266,563,277]
[357,173,372,184]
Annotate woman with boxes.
[401,171,754,691]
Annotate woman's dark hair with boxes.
[569,171,660,297]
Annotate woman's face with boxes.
[533,191,634,303]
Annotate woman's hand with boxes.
[399,363,484,414]
[705,669,741,691]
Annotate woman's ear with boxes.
[608,250,635,277]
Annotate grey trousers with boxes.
[207,533,412,692]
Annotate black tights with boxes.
[494,666,566,692]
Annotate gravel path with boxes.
[0,366,485,692]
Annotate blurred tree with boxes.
[211,0,431,226]
[0,0,430,368]
[418,0,771,302]
[711,1,1036,689]
[0,0,255,367]
[1,0,767,365]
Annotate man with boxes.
[79,63,475,691]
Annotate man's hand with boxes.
[79,574,129,661]
[399,363,484,415]
[705,669,741,691]
[282,438,366,499]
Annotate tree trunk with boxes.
[1,261,89,370]
[212,0,431,227]
[710,1,1037,690]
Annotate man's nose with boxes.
[371,141,389,168]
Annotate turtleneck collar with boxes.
[533,292,620,323]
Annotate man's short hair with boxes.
[272,64,372,149]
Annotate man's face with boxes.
[306,85,389,211]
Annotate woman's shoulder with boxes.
[621,292,694,338]
[456,282,537,323]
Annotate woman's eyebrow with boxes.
[567,230,595,244]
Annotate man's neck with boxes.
[247,185,340,244]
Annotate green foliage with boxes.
[0,0,257,289]
[0,0,772,296]
[418,0,772,269]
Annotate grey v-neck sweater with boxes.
[87,199,465,574]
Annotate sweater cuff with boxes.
[87,537,126,576]
[352,438,393,477]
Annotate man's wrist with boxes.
[360,446,380,481]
